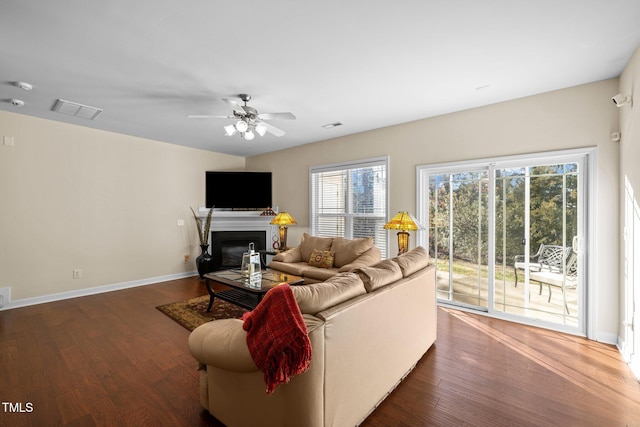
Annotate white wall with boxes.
[247,79,620,341]
[0,111,244,304]
[617,45,640,364]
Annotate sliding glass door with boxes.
[419,150,588,334]
[493,163,580,327]
[428,170,489,309]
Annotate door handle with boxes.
[572,236,581,253]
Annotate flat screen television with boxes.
[206,171,272,210]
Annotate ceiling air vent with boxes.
[52,99,102,120]
[322,122,343,129]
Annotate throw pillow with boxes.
[299,233,334,262]
[308,249,335,269]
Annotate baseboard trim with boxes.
[617,335,640,380]
[595,331,618,346]
[0,271,199,311]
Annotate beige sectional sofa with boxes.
[268,233,382,282]
[188,246,436,427]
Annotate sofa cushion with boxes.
[302,267,341,282]
[299,233,334,264]
[355,259,403,292]
[268,261,309,277]
[272,247,302,263]
[392,246,430,277]
[331,237,374,268]
[291,272,366,314]
[337,246,382,272]
[188,319,256,372]
[308,249,335,269]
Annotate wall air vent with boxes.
[52,99,102,120]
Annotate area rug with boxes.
[156,295,248,332]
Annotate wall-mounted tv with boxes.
[206,171,272,210]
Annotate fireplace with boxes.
[198,209,277,272]
[211,230,267,271]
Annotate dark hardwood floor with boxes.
[1,276,639,426]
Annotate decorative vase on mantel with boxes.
[196,244,213,278]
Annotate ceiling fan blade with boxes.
[187,114,234,119]
[258,112,296,121]
[260,121,286,137]
[222,98,246,114]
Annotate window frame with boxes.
[416,147,596,338]
[309,156,389,258]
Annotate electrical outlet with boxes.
[0,287,10,308]
[73,269,82,279]
[177,219,185,226]
[184,255,190,262]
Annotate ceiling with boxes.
[1,1,640,158]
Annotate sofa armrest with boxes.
[338,246,381,272]
[188,319,258,372]
[273,247,302,263]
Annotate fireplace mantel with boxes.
[199,209,277,249]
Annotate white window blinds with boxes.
[310,157,388,258]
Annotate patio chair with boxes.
[528,250,578,314]
[514,244,570,289]
[514,245,577,314]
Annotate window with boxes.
[310,157,388,258]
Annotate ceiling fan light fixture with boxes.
[235,120,249,133]
[255,123,267,136]
[224,124,237,136]
[202,94,293,140]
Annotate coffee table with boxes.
[203,269,304,311]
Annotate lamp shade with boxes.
[235,120,249,133]
[383,211,422,231]
[270,212,297,226]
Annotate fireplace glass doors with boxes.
[211,231,266,271]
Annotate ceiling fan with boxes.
[188,94,296,140]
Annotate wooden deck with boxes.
[437,271,579,327]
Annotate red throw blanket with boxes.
[242,283,312,394]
